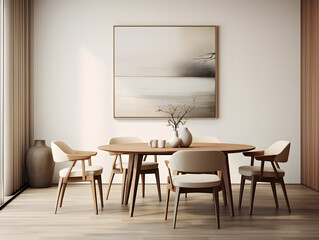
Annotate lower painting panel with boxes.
[114,76,216,118]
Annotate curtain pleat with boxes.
[4,0,31,195]
[0,0,4,205]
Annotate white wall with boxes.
[33,0,300,184]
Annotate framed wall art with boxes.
[113,25,218,118]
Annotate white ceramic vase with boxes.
[169,130,181,148]
[179,127,193,147]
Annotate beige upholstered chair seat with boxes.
[115,161,158,170]
[239,166,285,178]
[172,174,220,188]
[59,165,103,178]
[114,162,128,169]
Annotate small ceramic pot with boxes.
[158,140,166,148]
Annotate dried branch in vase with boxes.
[156,99,195,131]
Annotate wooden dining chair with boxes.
[165,150,226,229]
[178,136,226,205]
[239,140,291,215]
[105,137,161,203]
[51,141,103,214]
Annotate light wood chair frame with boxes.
[164,160,223,229]
[239,149,291,215]
[55,151,103,215]
[106,154,161,203]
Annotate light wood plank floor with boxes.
[0,184,318,240]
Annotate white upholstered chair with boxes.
[106,137,161,203]
[165,150,226,229]
[181,136,226,204]
[51,141,103,214]
[239,140,291,215]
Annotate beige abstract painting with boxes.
[113,26,218,118]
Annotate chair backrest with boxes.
[192,136,221,143]
[109,137,143,144]
[169,150,226,173]
[51,141,75,163]
[264,140,291,162]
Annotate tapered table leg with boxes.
[129,154,143,217]
[124,153,135,205]
[223,153,234,216]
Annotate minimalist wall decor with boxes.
[113,25,218,118]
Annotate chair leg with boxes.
[106,171,115,200]
[59,183,67,207]
[173,187,181,229]
[121,168,127,204]
[238,175,245,209]
[219,171,227,206]
[155,169,162,202]
[270,181,279,209]
[181,173,187,199]
[90,177,98,215]
[221,181,227,206]
[97,175,104,208]
[54,177,63,214]
[213,187,220,229]
[165,188,170,220]
[249,176,257,215]
[141,173,145,198]
[279,178,291,213]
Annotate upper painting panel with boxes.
[114,26,218,118]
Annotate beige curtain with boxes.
[3,0,33,196]
[301,0,319,191]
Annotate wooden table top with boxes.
[98,142,255,155]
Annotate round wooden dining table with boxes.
[98,142,255,217]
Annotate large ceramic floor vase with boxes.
[26,140,55,187]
